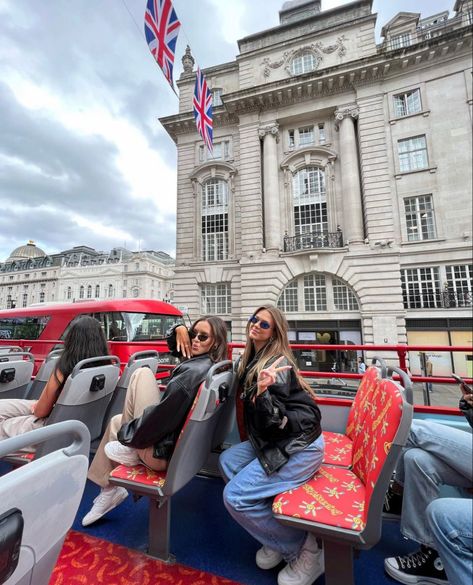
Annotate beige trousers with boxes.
[0,399,46,443]
[87,367,165,488]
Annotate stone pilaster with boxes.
[259,122,281,252]
[335,105,364,245]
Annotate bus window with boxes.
[0,316,50,340]
[121,312,183,341]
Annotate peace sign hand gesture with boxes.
[256,356,292,399]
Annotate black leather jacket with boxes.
[117,354,212,460]
[239,355,322,475]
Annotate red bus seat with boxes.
[273,370,413,585]
[109,360,235,562]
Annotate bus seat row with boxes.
[109,360,236,562]
[0,420,90,585]
[272,363,414,585]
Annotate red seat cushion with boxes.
[322,431,353,467]
[273,465,366,532]
[110,464,166,488]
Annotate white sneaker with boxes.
[256,545,284,569]
[104,441,140,466]
[278,534,324,585]
[81,486,128,527]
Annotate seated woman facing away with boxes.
[0,315,109,441]
[82,315,228,526]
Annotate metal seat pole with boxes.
[324,539,355,585]
[148,498,174,563]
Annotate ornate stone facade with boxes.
[161,0,472,370]
[0,244,174,308]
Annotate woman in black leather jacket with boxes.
[82,315,227,527]
[219,306,325,585]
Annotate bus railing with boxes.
[2,338,471,408]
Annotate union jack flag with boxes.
[193,68,213,152]
[144,0,181,88]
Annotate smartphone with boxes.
[452,374,473,395]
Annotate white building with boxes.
[161,0,472,375]
[0,242,175,308]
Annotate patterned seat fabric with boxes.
[321,367,382,467]
[110,464,166,488]
[274,376,405,533]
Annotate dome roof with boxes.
[7,240,46,262]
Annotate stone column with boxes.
[335,105,364,245]
[259,122,280,252]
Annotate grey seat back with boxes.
[162,360,232,497]
[0,346,23,358]
[0,353,35,400]
[0,421,90,585]
[207,361,236,449]
[35,356,120,457]
[25,350,63,400]
[103,350,159,425]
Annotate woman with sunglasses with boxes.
[82,316,227,526]
[220,306,324,585]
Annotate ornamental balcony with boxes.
[283,230,344,253]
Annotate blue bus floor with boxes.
[74,474,413,585]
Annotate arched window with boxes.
[108,284,114,298]
[202,178,228,261]
[87,285,92,299]
[95,285,100,298]
[66,287,72,300]
[291,52,316,75]
[79,285,84,299]
[292,167,327,235]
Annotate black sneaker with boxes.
[384,545,448,584]
[383,485,403,519]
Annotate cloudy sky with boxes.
[0,0,453,262]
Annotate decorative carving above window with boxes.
[261,36,347,78]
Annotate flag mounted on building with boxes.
[144,0,181,90]
[193,68,213,152]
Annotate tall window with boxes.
[303,274,327,311]
[393,89,421,117]
[401,267,441,308]
[39,291,45,303]
[445,265,472,307]
[79,285,84,299]
[87,285,92,299]
[67,287,72,300]
[202,178,229,261]
[391,32,411,49]
[398,135,428,172]
[201,283,231,314]
[277,281,298,312]
[333,278,359,310]
[108,284,114,297]
[212,88,223,107]
[404,195,436,241]
[291,52,316,75]
[22,293,28,308]
[318,123,326,144]
[293,167,327,235]
[95,285,100,298]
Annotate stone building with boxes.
[0,242,175,308]
[161,0,472,375]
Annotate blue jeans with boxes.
[219,436,324,562]
[427,498,473,585]
[395,420,473,547]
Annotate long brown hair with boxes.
[238,305,313,395]
[191,316,228,363]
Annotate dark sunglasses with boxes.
[248,315,271,330]
[189,330,210,342]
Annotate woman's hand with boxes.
[30,401,37,415]
[176,325,192,359]
[255,356,292,399]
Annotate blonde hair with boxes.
[238,305,313,395]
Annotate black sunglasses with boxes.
[189,330,210,342]
[248,315,271,330]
